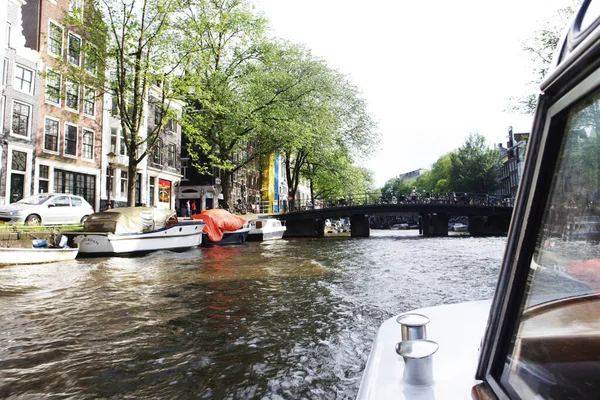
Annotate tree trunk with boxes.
[221,170,233,211]
[127,160,137,207]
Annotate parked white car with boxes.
[0,194,94,225]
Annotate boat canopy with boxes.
[82,207,176,234]
[191,209,246,242]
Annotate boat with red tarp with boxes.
[192,209,250,246]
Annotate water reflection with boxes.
[0,232,505,398]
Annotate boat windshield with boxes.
[15,195,53,205]
[499,85,600,399]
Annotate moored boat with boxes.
[247,218,286,241]
[64,207,205,256]
[0,246,79,265]
[358,2,600,398]
[192,209,250,246]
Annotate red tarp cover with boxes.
[191,209,246,242]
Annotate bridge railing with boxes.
[291,192,514,211]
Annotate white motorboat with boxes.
[0,246,78,265]
[358,2,600,398]
[65,207,205,256]
[246,218,286,241]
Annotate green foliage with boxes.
[506,2,579,114]
[449,133,500,193]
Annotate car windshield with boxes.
[16,195,53,205]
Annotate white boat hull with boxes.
[72,221,205,256]
[0,247,79,265]
[247,219,286,241]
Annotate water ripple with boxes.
[0,231,505,399]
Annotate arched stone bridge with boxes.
[277,202,514,238]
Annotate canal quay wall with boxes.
[0,230,64,248]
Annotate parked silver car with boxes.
[0,194,94,225]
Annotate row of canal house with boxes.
[1,0,311,214]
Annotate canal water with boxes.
[0,230,506,399]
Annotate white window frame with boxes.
[64,123,78,159]
[67,32,82,67]
[13,64,34,95]
[10,100,32,139]
[65,80,80,113]
[43,116,60,155]
[47,20,64,58]
[82,128,94,160]
[83,86,95,117]
[45,69,62,106]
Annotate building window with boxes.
[167,144,175,167]
[0,96,4,135]
[48,22,63,57]
[64,124,78,156]
[181,157,189,181]
[69,0,83,13]
[149,177,155,206]
[82,129,94,160]
[1,58,7,86]
[44,117,59,152]
[154,106,162,125]
[11,150,26,171]
[67,33,81,66]
[153,139,162,164]
[65,81,79,111]
[165,119,176,134]
[11,101,31,138]
[120,171,127,196]
[14,65,34,94]
[54,169,96,206]
[45,70,61,105]
[135,173,141,205]
[39,165,49,193]
[6,23,11,49]
[110,128,117,153]
[83,86,95,117]
[119,131,126,155]
[84,47,97,75]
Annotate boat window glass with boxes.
[499,86,600,399]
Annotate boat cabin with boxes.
[358,0,600,398]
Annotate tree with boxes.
[181,0,282,208]
[275,60,378,210]
[450,133,500,193]
[63,0,194,206]
[506,2,578,114]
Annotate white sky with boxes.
[254,0,576,187]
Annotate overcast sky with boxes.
[254,0,576,187]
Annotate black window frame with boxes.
[64,124,78,156]
[44,117,59,152]
[67,32,81,66]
